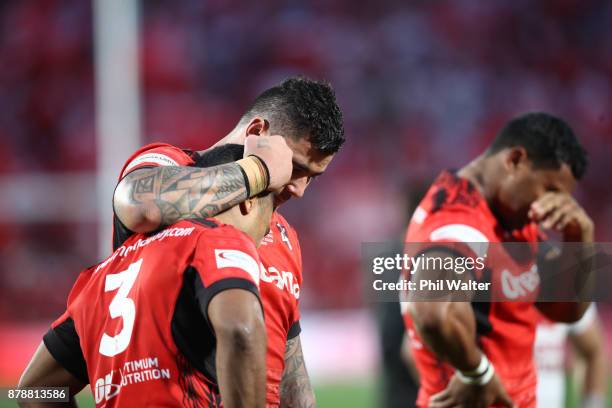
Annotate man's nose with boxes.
[286,177,308,198]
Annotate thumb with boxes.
[495,391,514,408]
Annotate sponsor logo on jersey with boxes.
[94,357,171,404]
[94,370,122,404]
[215,249,260,285]
[276,222,293,251]
[96,227,195,273]
[500,264,540,299]
[260,266,300,299]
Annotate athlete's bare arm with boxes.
[407,251,484,371]
[114,135,293,233]
[18,342,86,408]
[209,288,267,408]
[533,192,594,322]
[569,317,607,407]
[115,164,249,233]
[280,335,315,408]
[407,249,513,408]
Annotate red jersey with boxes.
[402,171,541,408]
[114,143,303,406]
[44,219,262,407]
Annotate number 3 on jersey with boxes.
[99,259,143,357]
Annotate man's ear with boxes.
[239,198,255,216]
[245,117,270,138]
[504,146,529,171]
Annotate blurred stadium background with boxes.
[1,0,612,406]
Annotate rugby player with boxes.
[19,144,274,407]
[402,112,592,407]
[112,76,345,406]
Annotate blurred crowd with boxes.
[1,0,612,321]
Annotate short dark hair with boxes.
[195,143,244,167]
[487,112,588,179]
[241,76,345,155]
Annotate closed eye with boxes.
[292,160,323,181]
[292,161,310,175]
[308,174,320,184]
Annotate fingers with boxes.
[530,193,593,241]
[495,391,514,408]
[429,395,455,408]
[530,192,573,221]
[531,193,577,227]
[429,388,453,408]
[540,202,575,230]
[491,375,514,408]
[428,401,456,408]
[429,388,448,402]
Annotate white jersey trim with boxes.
[429,224,489,258]
[412,206,428,224]
[122,153,179,177]
[214,249,260,286]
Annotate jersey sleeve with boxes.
[287,321,301,340]
[113,143,196,250]
[43,318,88,383]
[43,267,95,384]
[287,223,302,339]
[407,206,490,258]
[405,206,491,280]
[190,225,263,321]
[119,142,195,179]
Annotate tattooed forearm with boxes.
[114,163,248,232]
[280,336,315,408]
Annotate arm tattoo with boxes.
[123,163,248,228]
[280,336,316,408]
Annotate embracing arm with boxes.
[18,342,86,408]
[114,163,249,233]
[280,335,315,408]
[114,134,293,233]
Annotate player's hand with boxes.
[529,192,594,243]
[429,373,514,408]
[244,134,293,192]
